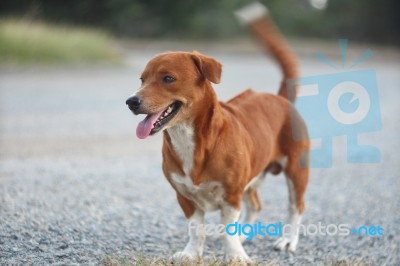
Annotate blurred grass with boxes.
[101,254,374,266]
[101,255,266,266]
[0,19,120,64]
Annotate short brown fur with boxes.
[128,9,310,259]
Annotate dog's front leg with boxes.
[221,204,251,263]
[172,208,205,261]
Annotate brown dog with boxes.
[126,3,309,262]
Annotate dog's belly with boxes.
[171,174,225,212]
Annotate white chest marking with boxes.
[171,174,225,211]
[167,124,225,211]
[167,124,195,175]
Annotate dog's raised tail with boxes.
[234,2,299,103]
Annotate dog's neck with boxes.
[166,84,224,182]
[167,123,195,176]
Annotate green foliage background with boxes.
[1,0,399,45]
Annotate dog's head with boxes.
[126,51,222,139]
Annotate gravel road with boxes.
[1,41,399,265]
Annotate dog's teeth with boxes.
[155,105,174,128]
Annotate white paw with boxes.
[273,237,298,252]
[288,237,298,252]
[171,251,198,263]
[273,237,290,250]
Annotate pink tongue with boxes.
[136,111,163,139]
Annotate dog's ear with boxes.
[191,51,222,84]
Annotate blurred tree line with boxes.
[1,0,399,45]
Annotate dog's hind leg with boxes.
[273,153,309,252]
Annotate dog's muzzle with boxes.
[126,96,142,113]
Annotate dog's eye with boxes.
[162,75,175,84]
[140,77,144,83]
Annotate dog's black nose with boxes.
[126,96,141,110]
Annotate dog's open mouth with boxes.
[136,101,182,139]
